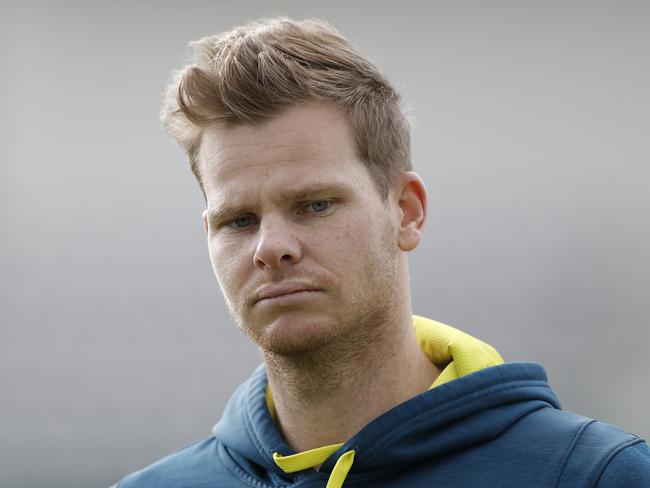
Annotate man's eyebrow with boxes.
[277,182,353,201]
[207,182,353,224]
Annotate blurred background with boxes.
[1,1,649,486]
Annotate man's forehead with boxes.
[197,102,358,181]
[199,138,356,187]
[200,138,329,178]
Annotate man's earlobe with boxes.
[396,172,427,252]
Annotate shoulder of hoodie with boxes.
[521,407,650,487]
[112,436,224,488]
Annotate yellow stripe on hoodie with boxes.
[270,315,504,488]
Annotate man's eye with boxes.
[223,204,331,230]
[228,215,256,229]
[306,201,332,213]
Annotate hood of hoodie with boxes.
[212,316,561,485]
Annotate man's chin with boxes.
[246,315,341,357]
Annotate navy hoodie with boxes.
[116,319,650,487]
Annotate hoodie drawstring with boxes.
[273,444,355,488]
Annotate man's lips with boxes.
[254,282,323,305]
[255,289,323,306]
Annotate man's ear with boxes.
[202,209,209,236]
[395,172,427,252]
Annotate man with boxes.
[115,17,650,487]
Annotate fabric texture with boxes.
[116,317,650,487]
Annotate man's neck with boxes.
[264,310,441,453]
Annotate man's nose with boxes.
[252,216,302,270]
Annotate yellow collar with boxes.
[269,315,504,488]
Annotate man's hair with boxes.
[160,17,411,200]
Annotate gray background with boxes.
[2,1,649,487]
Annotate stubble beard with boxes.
[228,275,397,367]
[226,220,401,400]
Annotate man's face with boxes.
[199,102,402,356]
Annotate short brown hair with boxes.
[160,17,411,200]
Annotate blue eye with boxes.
[224,203,331,230]
[307,201,332,213]
[229,215,256,229]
